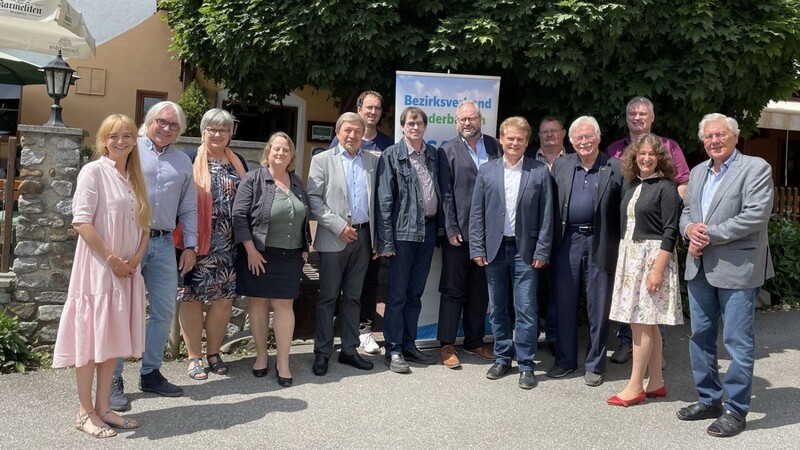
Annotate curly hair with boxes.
[620,134,676,182]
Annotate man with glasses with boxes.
[677,113,773,438]
[329,90,393,355]
[308,112,378,376]
[376,106,439,374]
[110,101,197,411]
[436,100,500,369]
[547,116,623,387]
[605,96,690,366]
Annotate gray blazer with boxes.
[469,156,553,265]
[307,146,379,252]
[680,152,774,289]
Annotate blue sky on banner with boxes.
[394,71,501,148]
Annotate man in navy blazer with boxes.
[547,116,623,387]
[676,113,774,438]
[469,116,553,389]
[437,100,501,369]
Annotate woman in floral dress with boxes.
[176,109,247,380]
[607,133,683,407]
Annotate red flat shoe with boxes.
[607,391,646,407]
[645,385,668,398]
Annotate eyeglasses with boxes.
[457,116,480,124]
[206,128,230,136]
[361,105,382,112]
[572,133,597,142]
[539,128,564,135]
[155,118,181,131]
[702,131,729,142]
[405,121,426,129]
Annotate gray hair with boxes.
[626,96,654,114]
[200,108,235,143]
[457,100,482,116]
[568,116,602,140]
[697,113,740,140]
[336,112,366,132]
[138,101,187,136]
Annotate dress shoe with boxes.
[440,345,461,369]
[676,402,724,421]
[707,412,746,437]
[645,385,668,398]
[312,354,329,376]
[584,371,603,387]
[546,366,576,379]
[275,366,292,387]
[463,344,495,361]
[403,347,436,365]
[140,369,183,397]
[385,353,411,373]
[518,370,538,389]
[338,352,374,371]
[610,342,633,364]
[486,363,512,380]
[607,391,646,407]
[252,366,268,378]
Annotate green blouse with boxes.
[265,187,307,249]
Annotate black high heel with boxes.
[276,366,293,387]
[252,364,268,378]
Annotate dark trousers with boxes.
[384,221,437,355]
[551,231,613,374]
[359,256,382,327]
[437,239,489,349]
[314,227,370,357]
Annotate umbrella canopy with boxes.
[0,51,43,85]
[0,0,96,59]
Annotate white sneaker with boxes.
[359,327,380,354]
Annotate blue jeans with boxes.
[115,234,179,377]
[384,221,436,355]
[688,271,758,419]
[485,240,539,372]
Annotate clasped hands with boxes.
[685,222,710,258]
[107,254,139,278]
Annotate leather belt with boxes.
[567,224,594,233]
[502,236,515,242]
[150,229,172,237]
[351,222,369,230]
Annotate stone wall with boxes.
[173,137,266,170]
[5,125,86,345]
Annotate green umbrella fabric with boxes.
[0,51,43,85]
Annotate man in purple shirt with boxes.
[605,96,689,365]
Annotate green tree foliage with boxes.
[161,0,800,153]
[178,81,211,137]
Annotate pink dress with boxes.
[53,157,146,368]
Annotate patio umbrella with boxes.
[0,51,43,85]
[0,0,96,59]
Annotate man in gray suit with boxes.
[677,113,774,438]
[307,112,379,376]
[469,116,553,389]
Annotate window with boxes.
[75,67,106,95]
[224,102,297,142]
[136,90,168,126]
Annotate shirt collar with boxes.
[503,155,523,169]
[405,137,424,154]
[139,135,171,154]
[338,144,361,159]
[460,134,484,149]
[705,149,739,170]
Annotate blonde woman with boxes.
[175,109,247,380]
[53,114,151,438]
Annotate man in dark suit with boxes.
[469,116,553,389]
[547,116,623,387]
[676,113,773,438]
[436,100,501,369]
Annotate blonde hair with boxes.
[95,114,151,230]
[260,132,297,172]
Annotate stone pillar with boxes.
[8,125,86,345]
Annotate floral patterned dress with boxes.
[608,182,684,325]
[178,160,242,302]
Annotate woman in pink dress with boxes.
[53,114,151,438]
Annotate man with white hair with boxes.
[677,113,773,438]
[547,116,623,387]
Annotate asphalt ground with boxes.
[1,310,798,449]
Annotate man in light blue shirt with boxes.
[110,101,197,411]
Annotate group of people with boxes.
[51,91,773,440]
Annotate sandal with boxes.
[100,410,140,430]
[187,358,208,380]
[75,410,116,438]
[207,353,229,375]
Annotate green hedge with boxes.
[766,215,800,306]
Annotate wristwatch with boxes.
[186,246,198,252]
